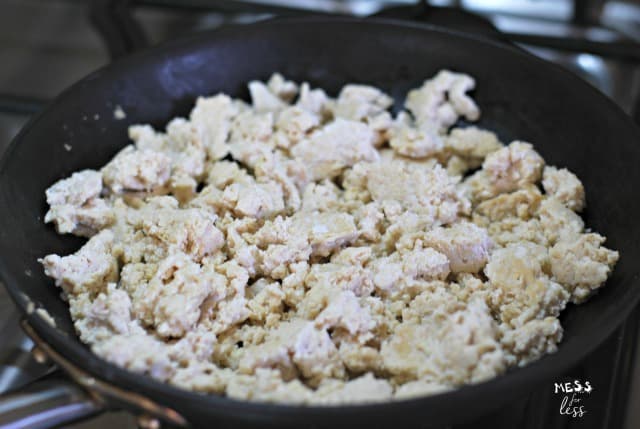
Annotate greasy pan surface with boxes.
[1,17,639,429]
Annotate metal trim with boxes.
[20,319,188,428]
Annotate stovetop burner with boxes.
[375,3,503,36]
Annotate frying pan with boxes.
[0,17,639,429]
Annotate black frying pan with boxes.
[0,17,639,429]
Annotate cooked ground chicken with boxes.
[40,71,618,404]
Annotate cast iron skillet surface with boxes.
[1,17,639,429]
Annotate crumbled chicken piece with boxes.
[151,253,217,337]
[221,181,285,219]
[200,261,251,335]
[549,233,619,303]
[93,333,175,381]
[485,243,570,327]
[291,119,379,180]
[227,368,313,403]
[368,111,394,146]
[314,290,376,337]
[40,230,118,295]
[331,246,373,266]
[121,254,227,337]
[484,216,548,247]
[402,248,451,281]
[352,160,470,225]
[419,222,492,273]
[164,117,207,179]
[395,380,451,399]
[314,373,393,404]
[239,319,344,383]
[249,80,288,113]
[252,212,357,279]
[267,73,298,102]
[40,72,617,405]
[459,170,494,203]
[483,141,544,194]
[405,70,480,132]
[45,196,114,237]
[206,160,251,189]
[229,110,274,146]
[338,342,381,374]
[279,261,310,308]
[369,256,403,294]
[446,155,470,176]
[247,280,285,327]
[102,145,172,193]
[500,317,562,366]
[370,248,450,294]
[45,169,103,207]
[291,322,345,383]
[70,284,144,343]
[131,200,224,260]
[44,170,113,236]
[333,84,392,123]
[542,166,585,212]
[253,211,359,267]
[301,180,342,212]
[129,118,208,199]
[170,363,232,394]
[168,326,218,364]
[292,211,359,257]
[475,186,542,221]
[296,282,337,320]
[381,296,505,384]
[305,262,374,298]
[275,106,319,146]
[296,82,332,118]
[389,123,444,158]
[209,294,251,335]
[223,219,262,276]
[254,155,307,210]
[446,126,503,162]
[189,94,239,160]
[128,123,164,149]
[538,197,585,245]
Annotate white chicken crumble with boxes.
[40,71,618,404]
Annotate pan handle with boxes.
[6,320,188,428]
[0,373,102,429]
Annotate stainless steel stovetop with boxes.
[0,1,639,428]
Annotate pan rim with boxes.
[1,15,639,424]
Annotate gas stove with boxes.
[0,1,638,428]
